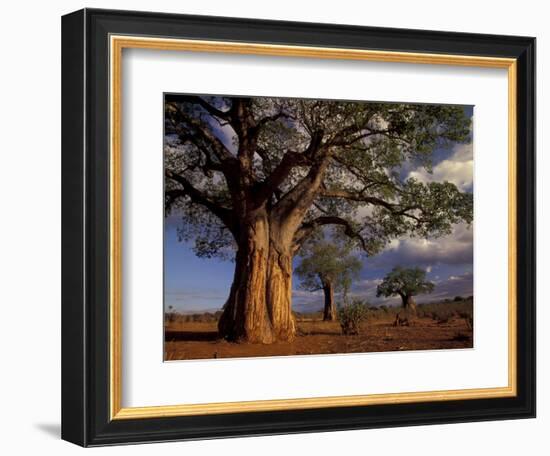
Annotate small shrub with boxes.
[338,299,369,335]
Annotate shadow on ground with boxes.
[165,330,219,342]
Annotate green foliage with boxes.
[376,266,435,300]
[338,299,370,335]
[165,95,473,258]
[374,179,474,238]
[295,239,362,296]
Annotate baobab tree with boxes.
[295,240,361,321]
[164,95,473,343]
[376,266,435,314]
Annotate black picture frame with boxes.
[62,8,536,447]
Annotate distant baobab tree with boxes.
[376,266,435,314]
[296,240,361,321]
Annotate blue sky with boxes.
[164,104,474,313]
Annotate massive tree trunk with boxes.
[218,138,330,344]
[218,215,274,343]
[322,280,336,321]
[218,213,297,343]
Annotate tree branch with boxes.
[255,150,311,202]
[165,170,236,233]
[174,130,226,174]
[253,109,293,133]
[173,95,230,120]
[321,189,396,210]
[294,216,369,252]
[269,130,327,213]
[167,102,236,164]
[320,188,424,223]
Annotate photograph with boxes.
[163,94,474,360]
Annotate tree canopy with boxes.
[165,95,473,259]
[376,266,435,302]
[296,240,361,297]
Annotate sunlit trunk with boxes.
[218,214,298,343]
[218,215,274,343]
[266,242,296,341]
[218,154,329,344]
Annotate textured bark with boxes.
[218,214,298,343]
[266,243,296,341]
[322,281,336,321]
[218,215,274,343]
[217,133,330,344]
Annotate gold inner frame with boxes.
[109,35,518,420]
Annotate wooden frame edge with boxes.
[508,61,518,397]
[110,35,123,420]
[112,386,516,419]
[108,35,518,421]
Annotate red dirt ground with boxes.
[164,317,473,361]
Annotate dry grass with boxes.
[164,300,473,361]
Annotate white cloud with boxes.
[370,222,473,268]
[427,272,473,301]
[354,278,383,292]
[408,143,473,191]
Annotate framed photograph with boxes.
[61,8,535,446]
